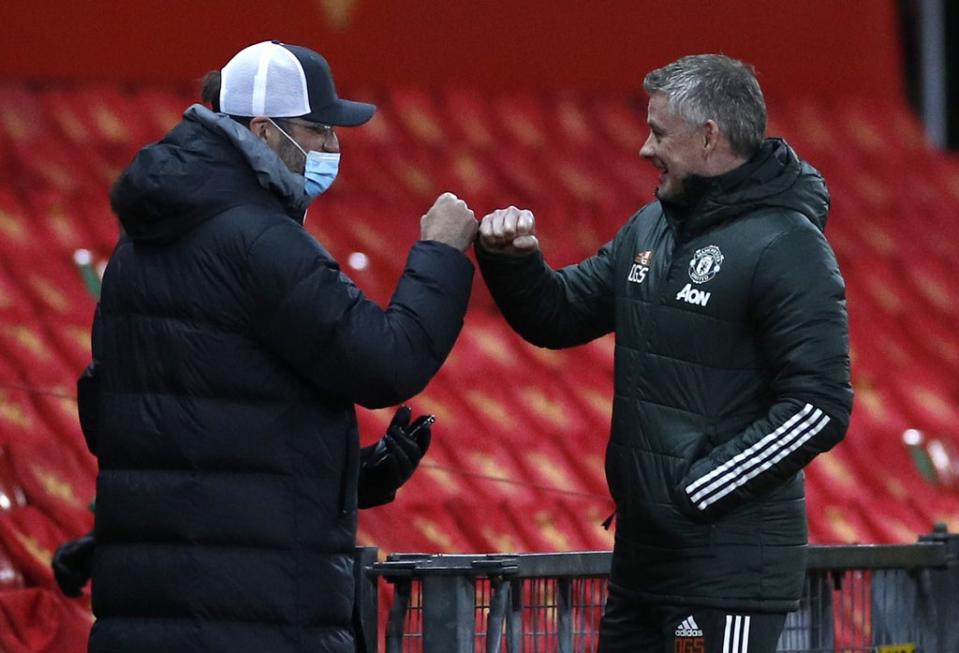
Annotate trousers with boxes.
[598,583,786,653]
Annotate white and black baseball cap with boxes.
[219,40,376,127]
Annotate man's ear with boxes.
[703,119,720,159]
[249,116,271,141]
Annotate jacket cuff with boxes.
[474,241,542,268]
[408,240,475,308]
[676,480,714,524]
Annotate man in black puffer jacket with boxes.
[84,41,477,653]
[477,55,852,652]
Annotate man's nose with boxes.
[324,132,340,154]
[639,134,654,159]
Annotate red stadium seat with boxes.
[389,88,448,147]
[0,587,92,653]
[442,89,497,150]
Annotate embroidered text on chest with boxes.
[627,250,654,285]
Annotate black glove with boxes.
[52,533,95,598]
[357,406,432,509]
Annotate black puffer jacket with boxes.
[478,139,852,612]
[88,105,473,652]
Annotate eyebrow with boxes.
[284,119,333,134]
[302,123,333,134]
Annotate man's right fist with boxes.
[479,206,539,256]
[420,192,478,253]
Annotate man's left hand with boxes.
[357,406,432,508]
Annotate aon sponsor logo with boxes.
[676,283,711,306]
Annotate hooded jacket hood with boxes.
[110,105,311,245]
[668,138,830,240]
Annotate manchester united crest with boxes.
[688,245,724,284]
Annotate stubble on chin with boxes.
[277,140,306,175]
[656,184,678,202]
[655,182,688,206]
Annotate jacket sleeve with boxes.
[475,239,616,349]
[677,224,853,522]
[248,221,474,409]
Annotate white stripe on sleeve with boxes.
[694,411,830,510]
[683,403,832,510]
[685,404,814,495]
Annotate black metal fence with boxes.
[355,527,959,653]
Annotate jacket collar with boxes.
[662,138,825,241]
[184,105,312,218]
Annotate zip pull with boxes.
[601,511,616,531]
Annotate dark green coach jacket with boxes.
[478,139,853,612]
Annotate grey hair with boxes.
[643,54,766,159]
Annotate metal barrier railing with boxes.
[358,527,959,653]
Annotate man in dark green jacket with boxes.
[477,54,852,652]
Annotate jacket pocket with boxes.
[610,442,714,551]
[705,423,721,448]
[604,441,631,513]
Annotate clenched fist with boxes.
[420,192,478,252]
[478,206,539,256]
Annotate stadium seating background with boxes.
[1,1,958,650]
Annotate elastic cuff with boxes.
[407,240,475,306]
[676,484,712,524]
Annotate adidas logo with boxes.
[675,615,703,637]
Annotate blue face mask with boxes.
[302,150,340,197]
[269,119,340,198]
